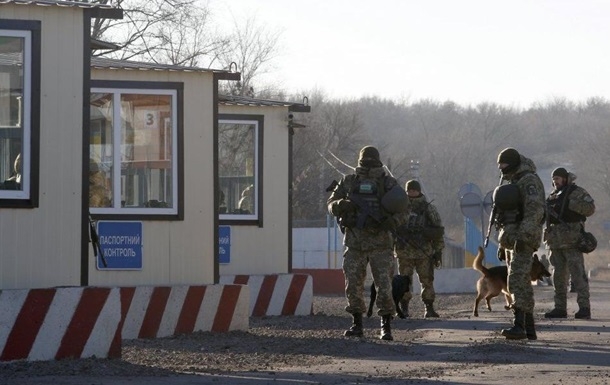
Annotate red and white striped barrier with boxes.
[0,287,121,362]
[120,284,249,340]
[219,274,313,317]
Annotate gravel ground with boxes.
[0,293,472,378]
[2,282,610,385]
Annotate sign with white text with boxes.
[96,221,143,270]
[219,225,231,264]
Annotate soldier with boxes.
[495,147,545,340]
[327,146,409,341]
[544,167,595,319]
[394,180,445,318]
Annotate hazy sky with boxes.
[210,0,609,108]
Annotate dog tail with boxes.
[472,246,490,277]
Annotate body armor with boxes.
[493,183,522,226]
[350,177,383,228]
[547,186,586,224]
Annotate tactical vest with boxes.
[405,206,427,231]
[493,183,522,226]
[350,176,384,228]
[547,186,585,224]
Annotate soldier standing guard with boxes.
[327,146,409,340]
[544,167,595,319]
[495,147,546,340]
[394,180,445,318]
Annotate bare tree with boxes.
[217,15,282,97]
[91,0,231,67]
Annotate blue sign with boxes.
[219,225,231,264]
[96,221,143,270]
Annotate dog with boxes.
[367,274,410,319]
[472,246,551,317]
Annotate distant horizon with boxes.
[211,0,610,109]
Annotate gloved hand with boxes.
[379,217,396,233]
[432,251,443,268]
[331,199,356,216]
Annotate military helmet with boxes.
[578,231,597,253]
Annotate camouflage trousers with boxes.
[507,247,535,313]
[549,248,590,310]
[343,247,395,316]
[396,255,435,303]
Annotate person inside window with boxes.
[238,184,254,214]
[89,158,111,207]
[0,153,22,190]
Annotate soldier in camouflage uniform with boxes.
[495,148,545,340]
[327,146,409,341]
[544,167,595,320]
[394,180,445,318]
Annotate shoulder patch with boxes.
[526,184,538,196]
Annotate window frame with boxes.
[89,80,183,220]
[218,114,263,226]
[0,20,41,208]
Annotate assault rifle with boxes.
[88,214,108,268]
[484,204,497,248]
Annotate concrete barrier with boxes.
[0,287,121,361]
[119,284,249,340]
[292,269,345,295]
[0,284,250,362]
[220,274,313,316]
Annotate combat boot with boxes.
[380,315,393,341]
[424,301,439,318]
[575,307,591,319]
[344,313,363,337]
[544,308,567,318]
[501,308,527,340]
[524,312,537,340]
[399,299,410,318]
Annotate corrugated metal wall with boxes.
[0,5,83,289]
[88,70,217,286]
[218,106,290,275]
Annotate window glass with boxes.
[219,119,258,219]
[0,31,30,199]
[90,89,177,214]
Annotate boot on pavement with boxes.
[424,301,439,318]
[575,307,591,319]
[544,308,567,318]
[344,313,363,337]
[502,308,527,340]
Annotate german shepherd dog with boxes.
[367,275,411,319]
[472,246,551,317]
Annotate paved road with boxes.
[5,281,610,385]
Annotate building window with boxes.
[0,22,40,207]
[219,115,262,222]
[90,86,180,216]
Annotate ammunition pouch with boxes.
[496,209,522,226]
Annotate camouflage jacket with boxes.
[497,155,546,251]
[327,166,409,251]
[544,172,595,249]
[395,194,445,259]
